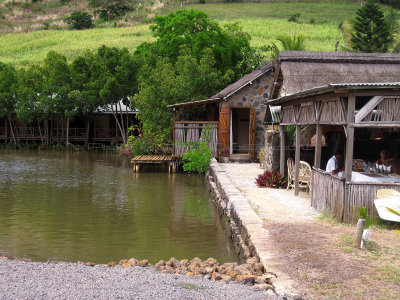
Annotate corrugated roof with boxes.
[268,82,400,105]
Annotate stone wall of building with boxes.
[221,70,275,156]
[264,130,281,172]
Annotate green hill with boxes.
[0,1,398,68]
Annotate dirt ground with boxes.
[221,163,400,300]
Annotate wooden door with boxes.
[218,107,230,157]
[249,108,256,158]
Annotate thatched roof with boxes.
[168,60,275,108]
[275,51,400,97]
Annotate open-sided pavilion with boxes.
[268,82,400,222]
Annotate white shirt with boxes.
[326,156,338,173]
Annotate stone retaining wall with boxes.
[207,159,274,271]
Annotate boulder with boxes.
[127,258,138,266]
[107,262,116,267]
[138,259,149,267]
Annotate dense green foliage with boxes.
[133,9,260,149]
[66,11,94,30]
[351,0,392,53]
[0,63,17,119]
[0,46,137,144]
[181,125,213,173]
[135,9,254,78]
[89,0,133,20]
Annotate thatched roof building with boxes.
[271,51,400,98]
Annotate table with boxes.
[351,171,400,183]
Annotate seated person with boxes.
[376,150,392,173]
[326,150,345,175]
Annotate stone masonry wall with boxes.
[221,70,275,156]
[264,130,281,172]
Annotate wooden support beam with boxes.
[279,125,285,176]
[355,96,384,123]
[314,124,322,169]
[294,125,301,196]
[345,95,356,181]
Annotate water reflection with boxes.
[0,151,237,264]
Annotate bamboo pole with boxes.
[294,125,301,196]
[279,125,285,176]
[314,124,322,169]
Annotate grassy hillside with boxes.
[0,1,397,68]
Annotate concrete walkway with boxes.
[218,163,320,296]
[220,163,320,224]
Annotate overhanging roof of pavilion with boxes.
[267,82,400,106]
[267,82,400,127]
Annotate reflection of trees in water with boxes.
[0,152,237,264]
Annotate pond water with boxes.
[0,151,238,264]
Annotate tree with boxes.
[266,35,306,60]
[350,0,392,53]
[89,0,133,20]
[0,63,17,143]
[15,65,47,143]
[134,47,232,145]
[66,11,94,30]
[135,10,254,79]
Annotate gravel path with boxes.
[220,163,320,223]
[0,259,278,300]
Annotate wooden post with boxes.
[294,125,301,196]
[314,124,322,169]
[279,125,285,176]
[345,95,356,181]
[353,219,365,248]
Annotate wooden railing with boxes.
[173,121,218,158]
[311,168,345,221]
[51,128,87,140]
[15,127,46,140]
[93,128,118,140]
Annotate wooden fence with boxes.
[312,168,400,222]
[311,168,345,221]
[173,121,218,157]
[344,182,400,222]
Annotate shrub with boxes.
[288,13,300,23]
[255,171,287,189]
[127,133,170,157]
[66,11,94,30]
[180,125,213,173]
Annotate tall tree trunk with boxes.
[11,119,20,143]
[7,117,16,144]
[66,118,70,146]
[111,104,126,145]
[118,102,126,144]
[38,121,44,144]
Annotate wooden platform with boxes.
[131,155,177,172]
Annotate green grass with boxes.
[0,25,153,67]
[0,1,397,68]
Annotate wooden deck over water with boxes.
[131,155,177,172]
